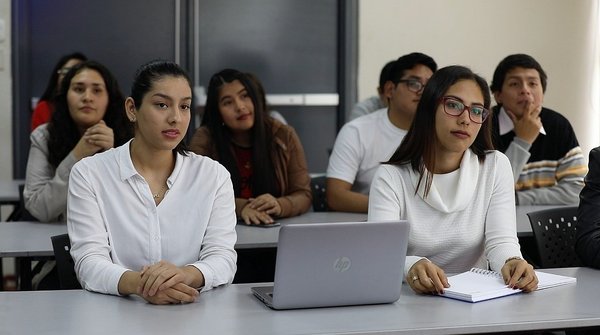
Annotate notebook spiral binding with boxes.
[470,268,501,278]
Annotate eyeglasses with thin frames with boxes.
[439,96,489,124]
[397,79,426,93]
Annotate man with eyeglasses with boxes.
[491,54,586,205]
[327,52,437,213]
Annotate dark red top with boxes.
[232,145,253,199]
[31,100,53,131]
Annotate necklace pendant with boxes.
[153,184,167,200]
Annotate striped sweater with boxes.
[492,106,587,205]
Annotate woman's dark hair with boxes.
[386,65,493,197]
[245,72,270,117]
[130,60,192,156]
[202,68,279,197]
[40,52,88,102]
[47,61,132,168]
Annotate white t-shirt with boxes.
[368,150,522,277]
[348,95,385,121]
[327,108,407,194]
[67,140,237,295]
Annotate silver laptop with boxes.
[251,220,409,309]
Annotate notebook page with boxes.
[442,268,577,303]
[443,269,520,302]
[535,270,577,290]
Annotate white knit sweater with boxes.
[368,149,522,277]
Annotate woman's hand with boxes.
[407,259,449,294]
[501,258,538,292]
[142,283,199,305]
[84,120,114,151]
[72,120,115,160]
[240,203,275,225]
[247,193,282,217]
[138,261,201,297]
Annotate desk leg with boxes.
[0,258,3,290]
[17,257,32,291]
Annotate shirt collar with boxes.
[498,106,546,136]
[118,140,137,181]
[117,139,183,188]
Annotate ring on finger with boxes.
[411,275,419,283]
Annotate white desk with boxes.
[0,212,367,258]
[0,222,66,257]
[1,206,566,256]
[0,179,24,220]
[0,209,551,257]
[1,267,598,334]
[235,211,366,249]
[0,179,22,203]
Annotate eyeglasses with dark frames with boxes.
[397,79,426,93]
[439,96,489,124]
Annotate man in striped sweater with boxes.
[490,54,586,205]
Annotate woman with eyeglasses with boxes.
[31,52,88,131]
[368,66,538,295]
[190,69,311,225]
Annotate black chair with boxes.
[50,234,81,289]
[526,206,583,268]
[310,175,328,212]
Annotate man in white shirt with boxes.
[348,60,395,121]
[326,52,437,213]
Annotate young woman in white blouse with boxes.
[67,61,237,304]
[368,66,538,295]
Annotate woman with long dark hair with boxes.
[31,52,88,131]
[368,66,538,295]
[24,60,132,222]
[190,69,311,225]
[23,60,131,289]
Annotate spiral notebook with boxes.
[442,268,577,303]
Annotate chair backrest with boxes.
[310,175,328,212]
[526,206,583,268]
[50,234,82,289]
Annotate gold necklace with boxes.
[153,184,168,199]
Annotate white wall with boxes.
[0,0,11,181]
[358,0,600,159]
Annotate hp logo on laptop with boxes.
[333,257,351,272]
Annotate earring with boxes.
[130,116,136,122]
